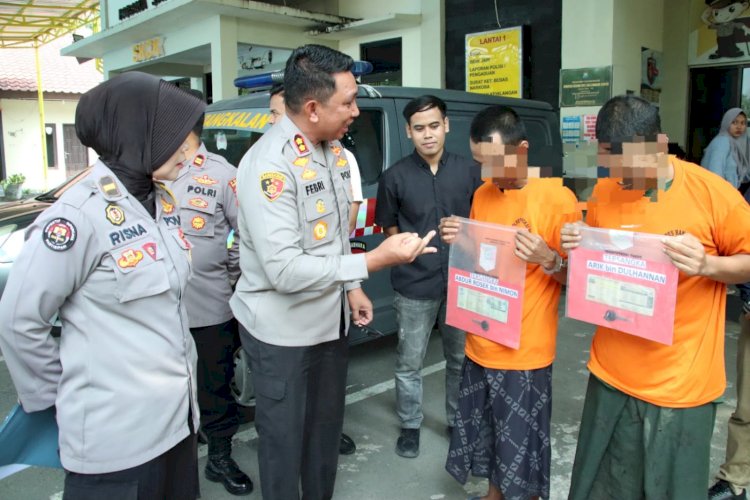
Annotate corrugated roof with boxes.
[0,36,101,93]
[0,0,98,49]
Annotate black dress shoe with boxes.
[339,433,356,455]
[709,480,747,500]
[205,456,254,496]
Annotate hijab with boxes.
[75,72,205,216]
[718,107,750,183]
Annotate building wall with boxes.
[1,98,94,191]
[559,0,614,124]
[337,0,444,88]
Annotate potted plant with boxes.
[2,174,26,200]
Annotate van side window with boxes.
[341,109,384,186]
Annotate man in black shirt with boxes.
[375,95,483,458]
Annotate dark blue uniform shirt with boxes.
[375,150,482,299]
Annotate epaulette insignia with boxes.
[293,134,311,157]
[293,156,309,168]
[98,176,121,198]
[193,154,206,167]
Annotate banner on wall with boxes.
[689,0,750,65]
[560,67,612,107]
[465,27,523,98]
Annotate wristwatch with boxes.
[542,252,565,275]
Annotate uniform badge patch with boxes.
[293,157,309,168]
[193,154,206,167]
[189,197,209,209]
[313,221,328,240]
[117,248,143,269]
[301,168,317,180]
[336,157,348,168]
[142,242,157,260]
[160,197,175,214]
[98,176,122,198]
[330,145,342,156]
[260,172,286,201]
[193,174,218,186]
[191,215,206,230]
[294,134,310,156]
[228,178,237,195]
[105,203,126,226]
[43,218,77,252]
[315,199,326,213]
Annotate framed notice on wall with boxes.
[560,66,612,107]
[465,26,523,98]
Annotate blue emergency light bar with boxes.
[233,60,373,89]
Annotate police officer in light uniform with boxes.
[0,72,205,499]
[169,97,253,495]
[231,44,437,500]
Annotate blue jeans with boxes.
[394,292,466,429]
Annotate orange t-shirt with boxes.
[586,156,750,407]
[465,177,580,370]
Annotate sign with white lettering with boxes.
[465,27,523,98]
[566,226,678,344]
[446,217,526,349]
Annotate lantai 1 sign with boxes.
[465,27,523,98]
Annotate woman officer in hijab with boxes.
[702,107,750,192]
[0,72,206,499]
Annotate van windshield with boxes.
[202,107,271,166]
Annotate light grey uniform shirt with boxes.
[169,143,239,328]
[0,161,199,474]
[230,115,368,347]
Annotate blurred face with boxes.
[406,107,449,161]
[269,93,285,125]
[312,71,359,141]
[730,113,747,138]
[152,141,189,181]
[470,132,529,190]
[597,134,670,190]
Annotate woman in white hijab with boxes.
[702,107,750,190]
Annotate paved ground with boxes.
[0,295,744,499]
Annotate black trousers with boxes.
[190,319,240,439]
[240,324,348,500]
[63,433,198,500]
